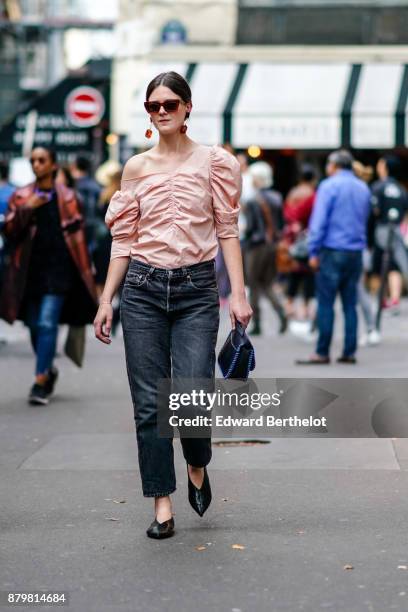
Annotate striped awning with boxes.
[351,64,408,148]
[232,63,352,149]
[129,62,408,150]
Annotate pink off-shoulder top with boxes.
[105,144,242,268]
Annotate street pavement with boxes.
[1,297,408,612]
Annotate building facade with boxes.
[238,0,408,45]
[112,0,408,179]
[0,0,115,126]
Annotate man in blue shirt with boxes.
[296,150,371,364]
[0,161,15,284]
[0,161,15,222]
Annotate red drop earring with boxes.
[145,118,153,139]
[181,111,190,134]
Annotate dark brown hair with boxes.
[58,165,75,188]
[32,146,57,165]
[146,71,191,119]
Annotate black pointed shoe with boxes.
[187,466,212,517]
[146,516,175,539]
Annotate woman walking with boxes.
[244,161,287,335]
[94,72,252,539]
[0,146,97,404]
[283,164,317,321]
[94,169,122,296]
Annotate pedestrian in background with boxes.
[0,161,15,344]
[283,163,317,321]
[0,161,15,284]
[296,149,370,365]
[0,146,97,404]
[244,161,287,335]
[235,152,256,289]
[92,169,121,290]
[236,152,257,207]
[371,155,408,313]
[56,165,75,189]
[94,169,122,337]
[94,71,252,539]
[71,155,101,254]
[0,161,15,217]
[352,161,381,348]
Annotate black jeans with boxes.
[120,258,220,497]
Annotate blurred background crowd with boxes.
[1,144,407,349]
[1,0,408,354]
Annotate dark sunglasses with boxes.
[144,99,182,114]
[30,157,47,165]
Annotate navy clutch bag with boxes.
[218,321,256,380]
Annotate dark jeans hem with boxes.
[185,459,212,468]
[143,489,176,498]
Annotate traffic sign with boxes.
[65,86,105,128]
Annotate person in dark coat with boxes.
[244,161,287,335]
[72,155,101,254]
[0,146,97,404]
[371,155,408,311]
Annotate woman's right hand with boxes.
[93,303,113,344]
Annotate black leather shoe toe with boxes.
[187,466,212,517]
[146,517,175,539]
[336,355,357,364]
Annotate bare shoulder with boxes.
[122,151,152,181]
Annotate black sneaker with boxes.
[28,383,49,405]
[44,366,59,397]
[279,315,288,334]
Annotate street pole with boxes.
[22,110,38,157]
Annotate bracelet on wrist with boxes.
[100,300,112,305]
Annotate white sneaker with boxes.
[358,334,368,347]
[367,329,381,345]
[360,330,381,347]
[289,320,317,343]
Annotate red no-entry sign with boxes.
[65,86,105,128]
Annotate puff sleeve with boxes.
[210,145,242,239]
[105,182,140,259]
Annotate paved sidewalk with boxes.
[1,301,408,611]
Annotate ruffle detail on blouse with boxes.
[105,188,140,258]
[209,145,242,239]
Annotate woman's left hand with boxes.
[229,292,253,329]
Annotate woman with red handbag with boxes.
[283,164,317,321]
